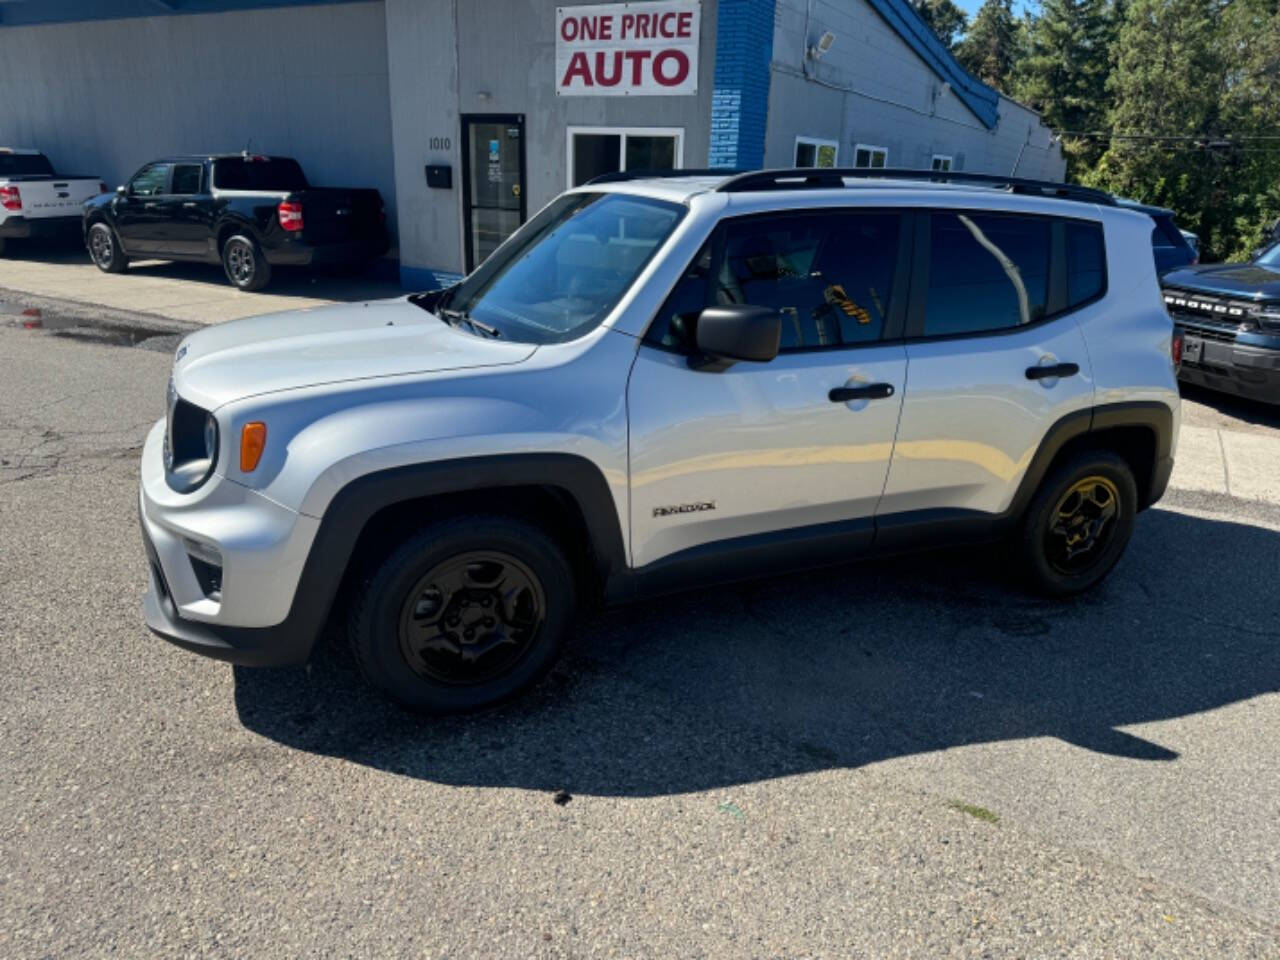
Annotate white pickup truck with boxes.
[0,148,104,254]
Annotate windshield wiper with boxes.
[438,307,501,339]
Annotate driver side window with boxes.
[129,163,170,197]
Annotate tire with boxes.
[348,515,576,714]
[87,222,127,274]
[221,234,271,291]
[1017,450,1137,596]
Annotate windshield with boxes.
[441,192,685,344]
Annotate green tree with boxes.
[1012,0,1119,173]
[913,0,969,48]
[956,0,1022,92]
[1085,0,1228,254]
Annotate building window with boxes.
[853,144,888,169]
[931,155,953,172]
[567,127,684,187]
[794,136,839,168]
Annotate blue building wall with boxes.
[709,0,776,169]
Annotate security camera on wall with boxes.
[808,31,835,60]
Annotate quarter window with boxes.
[646,212,901,352]
[931,155,953,172]
[924,213,1051,336]
[1066,220,1106,307]
[129,163,170,197]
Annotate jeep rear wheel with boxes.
[348,515,575,713]
[1018,450,1137,596]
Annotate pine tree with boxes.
[956,0,1021,92]
[1012,0,1119,173]
[913,0,969,49]
[1086,0,1227,252]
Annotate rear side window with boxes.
[212,158,308,191]
[170,164,203,195]
[646,211,901,352]
[0,153,55,177]
[924,213,1050,335]
[1066,220,1106,307]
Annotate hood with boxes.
[1162,261,1280,300]
[172,297,537,410]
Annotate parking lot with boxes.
[2,261,1280,958]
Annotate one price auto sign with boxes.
[556,1,701,96]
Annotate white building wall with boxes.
[0,2,398,233]
[764,0,1064,179]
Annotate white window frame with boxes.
[931,154,953,172]
[793,135,840,168]
[565,126,685,188]
[853,143,889,169]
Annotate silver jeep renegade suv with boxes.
[140,169,1180,713]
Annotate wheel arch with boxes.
[280,454,628,660]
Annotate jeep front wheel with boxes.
[349,515,576,713]
[1018,450,1137,596]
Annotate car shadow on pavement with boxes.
[233,507,1280,797]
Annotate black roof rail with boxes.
[585,167,746,186]
[716,167,1117,206]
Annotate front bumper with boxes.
[1177,332,1280,405]
[0,213,82,239]
[139,418,321,666]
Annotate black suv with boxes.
[1162,238,1280,404]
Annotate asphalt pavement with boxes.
[2,307,1279,959]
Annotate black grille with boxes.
[1164,287,1252,343]
[1174,316,1242,343]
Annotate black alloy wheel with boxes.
[221,234,271,291]
[88,222,126,273]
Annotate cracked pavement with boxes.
[1,318,1279,959]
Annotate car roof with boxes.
[0,147,42,155]
[583,171,1128,221]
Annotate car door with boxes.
[628,209,911,569]
[156,162,213,257]
[114,162,171,254]
[876,210,1097,544]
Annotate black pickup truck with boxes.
[82,154,388,291]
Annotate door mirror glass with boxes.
[692,305,781,370]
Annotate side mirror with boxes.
[690,304,781,371]
[115,185,127,196]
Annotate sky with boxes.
[952,0,1036,17]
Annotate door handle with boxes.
[1025,362,1079,380]
[182,202,198,208]
[829,382,895,402]
[143,202,158,210]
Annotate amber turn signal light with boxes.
[240,422,267,472]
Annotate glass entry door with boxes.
[462,114,526,272]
